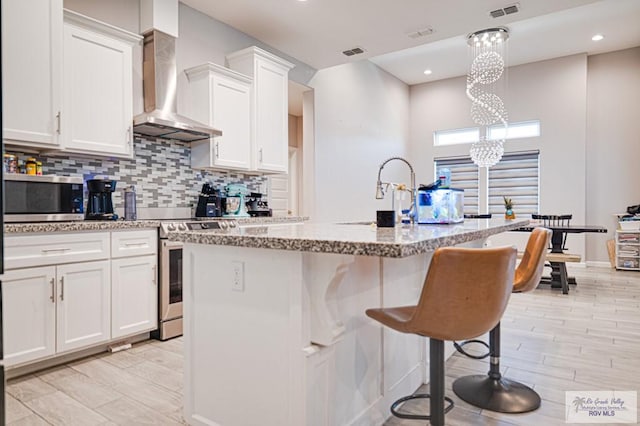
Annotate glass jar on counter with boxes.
[26,157,37,175]
[4,153,17,173]
[36,161,43,175]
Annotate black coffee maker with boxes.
[195,183,223,217]
[85,179,117,220]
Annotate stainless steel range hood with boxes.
[133,30,221,142]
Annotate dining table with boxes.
[514,223,608,293]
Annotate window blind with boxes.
[434,157,479,215]
[488,151,539,215]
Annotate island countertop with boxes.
[168,218,529,258]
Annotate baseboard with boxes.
[585,261,615,269]
[6,333,150,379]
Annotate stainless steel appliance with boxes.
[154,219,238,340]
[85,178,117,220]
[4,174,84,222]
[132,30,222,142]
[246,192,272,217]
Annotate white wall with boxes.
[410,54,590,257]
[309,61,410,223]
[586,47,640,262]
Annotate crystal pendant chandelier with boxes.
[466,27,509,168]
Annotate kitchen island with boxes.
[168,218,529,426]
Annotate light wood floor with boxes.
[6,265,640,425]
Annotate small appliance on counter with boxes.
[195,182,223,218]
[416,186,464,224]
[86,178,118,220]
[245,192,272,217]
[223,183,250,217]
[4,174,84,222]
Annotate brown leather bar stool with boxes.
[366,246,517,425]
[452,227,552,413]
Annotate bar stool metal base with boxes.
[452,375,541,413]
[390,394,454,421]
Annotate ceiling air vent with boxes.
[489,3,520,18]
[407,27,434,39]
[342,47,365,57]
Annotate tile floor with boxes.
[5,265,640,425]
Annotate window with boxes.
[433,127,480,146]
[488,152,539,215]
[434,120,541,146]
[434,157,479,215]
[488,120,540,140]
[435,151,540,216]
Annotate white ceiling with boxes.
[180,0,640,85]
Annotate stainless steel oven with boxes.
[156,238,183,340]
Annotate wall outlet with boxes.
[231,260,245,292]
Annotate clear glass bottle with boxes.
[124,185,137,221]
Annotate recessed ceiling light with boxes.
[592,34,604,41]
[423,69,433,75]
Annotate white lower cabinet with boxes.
[2,229,158,368]
[2,260,110,366]
[56,260,111,352]
[111,255,158,339]
[2,266,57,366]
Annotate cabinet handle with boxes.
[60,277,64,301]
[215,142,219,159]
[259,148,263,163]
[41,248,71,253]
[152,265,157,285]
[127,126,132,145]
[56,111,61,134]
[50,278,55,303]
[124,242,147,247]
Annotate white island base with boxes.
[183,239,486,426]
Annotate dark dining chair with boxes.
[464,214,492,219]
[531,214,572,250]
[531,214,576,294]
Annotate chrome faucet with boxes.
[375,156,416,223]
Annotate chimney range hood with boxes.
[133,30,221,142]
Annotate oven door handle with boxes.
[161,240,184,249]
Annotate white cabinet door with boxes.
[186,63,252,171]
[2,267,57,366]
[1,0,62,148]
[56,260,111,353]
[62,12,139,157]
[253,56,290,173]
[111,255,158,339]
[227,47,293,174]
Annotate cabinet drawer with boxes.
[5,232,110,270]
[111,229,157,258]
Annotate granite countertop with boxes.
[168,218,530,258]
[4,216,307,234]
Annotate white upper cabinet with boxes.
[61,10,141,158]
[185,63,252,171]
[1,0,63,148]
[227,47,294,174]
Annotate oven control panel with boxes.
[159,219,238,238]
[186,221,238,231]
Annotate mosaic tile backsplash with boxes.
[9,137,268,210]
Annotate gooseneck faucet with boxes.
[375,156,416,223]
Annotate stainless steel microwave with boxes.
[4,174,84,222]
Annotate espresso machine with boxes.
[195,183,223,217]
[85,178,117,220]
[246,192,272,217]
